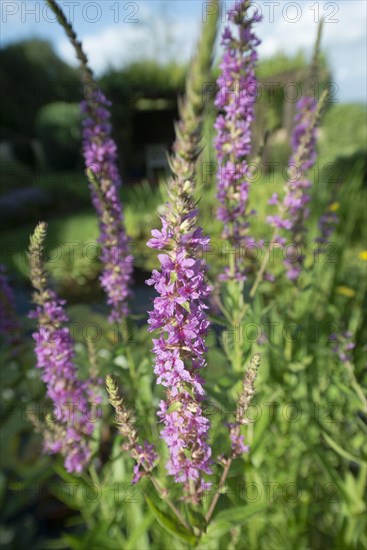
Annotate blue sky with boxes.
[2,1,366,103]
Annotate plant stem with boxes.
[205,458,233,525]
[249,230,277,298]
[345,361,367,409]
[148,474,193,533]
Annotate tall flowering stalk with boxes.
[106,375,157,483]
[29,222,99,473]
[229,352,260,457]
[311,21,339,248]
[146,4,219,502]
[267,21,326,280]
[46,0,133,323]
[214,0,262,280]
[268,96,319,280]
[107,373,194,532]
[82,92,133,323]
[205,353,261,523]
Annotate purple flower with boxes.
[229,425,249,457]
[268,193,279,206]
[132,442,158,484]
[143,4,219,499]
[81,90,133,324]
[214,0,262,280]
[106,374,157,482]
[30,290,99,473]
[268,95,320,280]
[29,223,99,474]
[146,213,212,500]
[332,331,355,364]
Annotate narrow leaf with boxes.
[145,496,197,544]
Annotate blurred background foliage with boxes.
[0,37,366,549]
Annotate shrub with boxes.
[36,102,82,170]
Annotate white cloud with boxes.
[57,7,201,73]
[55,0,366,102]
[257,0,366,58]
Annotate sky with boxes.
[1,0,367,103]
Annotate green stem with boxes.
[204,458,233,525]
[148,474,193,534]
[249,230,277,299]
[345,361,367,409]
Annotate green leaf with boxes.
[203,503,268,542]
[217,374,242,389]
[208,314,227,327]
[181,300,191,313]
[187,508,206,531]
[205,385,232,410]
[250,402,272,458]
[167,401,183,414]
[126,501,151,550]
[145,496,197,545]
[60,533,85,550]
[213,502,268,524]
[182,382,197,401]
[125,513,154,550]
[322,431,363,465]
[202,519,232,540]
[170,271,178,283]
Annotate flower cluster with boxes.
[145,6,218,501]
[81,92,133,322]
[266,19,325,281]
[29,223,99,473]
[214,0,262,280]
[45,0,132,323]
[267,94,324,280]
[147,223,212,500]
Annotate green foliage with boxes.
[1,28,366,550]
[36,102,82,170]
[257,51,308,78]
[0,39,80,140]
[100,60,186,101]
[319,103,367,164]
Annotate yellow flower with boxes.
[358,250,367,261]
[328,202,340,212]
[336,286,355,298]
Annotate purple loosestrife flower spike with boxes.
[46,0,133,323]
[267,90,328,280]
[214,0,262,281]
[267,21,325,280]
[146,5,219,503]
[229,352,260,457]
[106,375,157,483]
[29,222,99,473]
[0,264,21,349]
[316,200,339,247]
